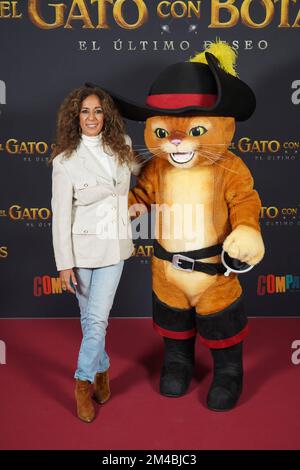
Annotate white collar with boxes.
[81,133,102,147]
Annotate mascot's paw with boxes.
[223,224,265,265]
[160,362,193,397]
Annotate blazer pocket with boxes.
[74,177,98,190]
[73,178,103,205]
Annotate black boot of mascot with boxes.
[196,297,248,411]
[160,336,195,397]
[153,293,196,397]
[207,342,243,411]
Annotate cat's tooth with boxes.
[170,151,194,163]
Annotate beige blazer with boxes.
[51,136,134,271]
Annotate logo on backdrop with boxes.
[33,274,67,296]
[0,80,6,105]
[291,80,300,105]
[132,243,153,265]
[257,274,300,296]
[133,244,153,257]
[0,205,51,229]
[1,1,279,52]
[260,205,300,227]
[232,138,299,162]
[0,138,52,163]
[77,38,268,53]
[0,246,8,259]
[1,0,300,30]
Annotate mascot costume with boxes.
[92,41,265,411]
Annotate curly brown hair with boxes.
[49,85,135,166]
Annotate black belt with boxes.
[153,240,226,276]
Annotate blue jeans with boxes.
[73,261,124,383]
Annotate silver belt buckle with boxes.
[172,254,195,273]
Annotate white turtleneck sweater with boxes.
[81,133,116,181]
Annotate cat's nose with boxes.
[171,139,181,146]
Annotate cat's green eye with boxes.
[155,128,169,139]
[189,126,207,137]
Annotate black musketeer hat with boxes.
[87,42,256,122]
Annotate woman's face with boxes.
[79,94,104,136]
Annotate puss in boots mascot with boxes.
[91,41,265,411]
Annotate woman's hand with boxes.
[59,269,77,294]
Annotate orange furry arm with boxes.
[225,156,261,232]
[128,160,156,218]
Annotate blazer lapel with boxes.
[76,140,114,184]
[76,140,129,187]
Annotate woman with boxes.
[50,85,138,423]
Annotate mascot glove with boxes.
[223,224,265,266]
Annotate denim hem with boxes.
[74,373,94,383]
[96,366,110,374]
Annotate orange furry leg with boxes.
[152,256,190,309]
[195,274,242,316]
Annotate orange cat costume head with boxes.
[90,42,265,411]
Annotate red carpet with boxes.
[0,317,299,450]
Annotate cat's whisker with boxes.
[133,145,161,151]
[200,155,230,164]
[199,145,230,154]
[199,152,239,174]
[151,152,164,158]
[199,151,227,159]
[133,149,151,153]
[197,144,228,151]
[135,150,154,155]
[133,147,160,152]
[197,149,229,161]
[198,149,227,160]
[197,145,230,156]
[134,146,159,153]
[135,151,162,157]
[143,150,164,159]
[196,143,230,147]
[135,152,159,158]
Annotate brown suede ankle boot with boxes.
[75,379,95,423]
[93,370,111,404]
